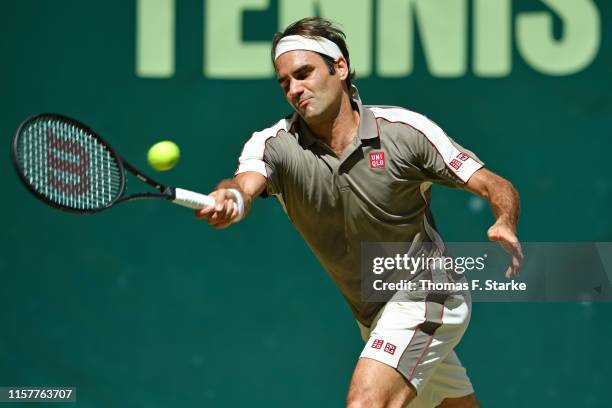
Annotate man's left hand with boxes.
[487,219,524,278]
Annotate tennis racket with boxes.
[12,113,215,214]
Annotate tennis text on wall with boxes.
[135,0,601,79]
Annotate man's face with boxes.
[275,50,345,124]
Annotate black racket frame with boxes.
[12,113,177,214]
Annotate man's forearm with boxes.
[486,178,520,231]
[466,168,520,232]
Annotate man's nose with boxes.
[288,80,304,101]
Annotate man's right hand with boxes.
[195,188,239,229]
[195,172,267,229]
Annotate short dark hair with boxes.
[271,17,356,90]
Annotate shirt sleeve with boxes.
[405,115,484,188]
[234,119,288,196]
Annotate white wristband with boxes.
[227,188,245,223]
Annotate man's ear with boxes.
[335,56,349,81]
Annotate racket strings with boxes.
[16,118,122,210]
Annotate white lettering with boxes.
[373,257,385,274]
[134,1,602,78]
[516,0,600,75]
[279,0,372,76]
[377,0,467,77]
[204,0,272,78]
[136,0,175,78]
[473,0,511,77]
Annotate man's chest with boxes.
[276,136,427,222]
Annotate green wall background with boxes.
[1,1,611,406]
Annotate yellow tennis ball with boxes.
[147,141,180,171]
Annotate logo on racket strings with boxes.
[47,132,89,195]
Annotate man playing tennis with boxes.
[197,17,522,408]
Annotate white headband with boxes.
[274,35,343,61]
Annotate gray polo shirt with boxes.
[236,97,483,326]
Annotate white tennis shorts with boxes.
[358,293,474,407]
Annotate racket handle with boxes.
[173,188,215,209]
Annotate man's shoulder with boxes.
[242,113,297,150]
[365,104,448,142]
[240,113,300,160]
[250,113,296,138]
[365,104,433,130]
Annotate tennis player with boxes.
[197,17,522,408]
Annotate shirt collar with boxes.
[354,92,379,142]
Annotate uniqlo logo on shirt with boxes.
[371,339,384,349]
[450,159,463,170]
[456,152,470,161]
[369,152,385,168]
[384,343,397,355]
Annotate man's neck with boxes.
[307,95,360,157]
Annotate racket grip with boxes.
[173,188,215,209]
